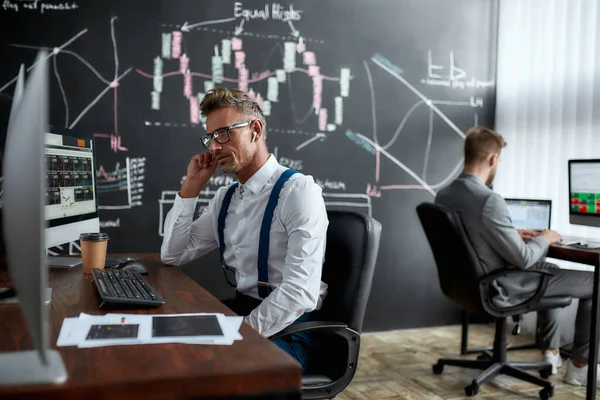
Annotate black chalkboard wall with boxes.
[0,0,498,331]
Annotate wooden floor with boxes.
[337,324,588,399]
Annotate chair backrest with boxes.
[416,202,487,313]
[317,210,382,333]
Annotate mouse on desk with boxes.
[111,260,148,275]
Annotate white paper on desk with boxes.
[57,312,243,348]
[166,316,244,345]
[147,313,232,343]
[56,317,81,346]
[76,313,241,348]
[73,313,150,348]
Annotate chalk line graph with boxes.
[3,18,132,138]
[1,17,144,212]
[351,52,486,199]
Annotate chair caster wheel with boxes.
[539,386,554,399]
[465,382,479,396]
[539,367,552,379]
[476,353,489,360]
[432,363,443,374]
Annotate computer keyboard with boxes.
[91,269,165,309]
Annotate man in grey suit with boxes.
[435,126,596,386]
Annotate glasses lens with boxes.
[214,128,229,144]
[200,136,210,149]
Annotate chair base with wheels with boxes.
[435,317,555,399]
[461,310,539,356]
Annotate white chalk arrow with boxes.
[288,21,300,37]
[295,133,325,151]
[234,19,245,36]
[180,17,237,32]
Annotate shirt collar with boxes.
[460,172,489,188]
[241,154,279,194]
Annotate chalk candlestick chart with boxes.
[136,18,351,148]
[137,15,374,224]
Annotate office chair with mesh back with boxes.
[269,210,382,400]
[416,203,571,400]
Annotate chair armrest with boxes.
[270,321,362,396]
[268,321,355,341]
[479,267,554,285]
[478,268,553,316]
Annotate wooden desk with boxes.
[0,254,301,400]
[548,244,600,400]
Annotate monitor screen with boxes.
[44,126,100,248]
[505,198,552,231]
[569,160,600,215]
[569,160,600,228]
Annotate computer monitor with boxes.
[505,198,552,231]
[0,51,68,385]
[568,159,600,228]
[44,127,100,266]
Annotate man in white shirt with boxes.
[161,88,329,373]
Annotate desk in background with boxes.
[548,243,600,400]
[0,254,301,400]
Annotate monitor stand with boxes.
[0,287,52,305]
[46,255,82,268]
[0,349,67,386]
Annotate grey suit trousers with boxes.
[533,262,594,363]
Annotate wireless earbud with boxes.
[252,132,257,142]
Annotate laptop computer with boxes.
[505,198,552,231]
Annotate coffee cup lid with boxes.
[79,232,109,241]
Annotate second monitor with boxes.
[45,126,100,267]
[569,159,600,228]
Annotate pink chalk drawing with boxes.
[235,51,246,69]
[183,72,192,98]
[366,183,381,198]
[308,65,320,77]
[238,67,249,92]
[189,96,199,124]
[303,51,316,65]
[179,54,189,73]
[312,74,322,111]
[318,108,327,131]
[171,31,182,59]
[232,37,242,51]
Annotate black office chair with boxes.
[269,210,382,399]
[461,310,538,355]
[416,203,571,400]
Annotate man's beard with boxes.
[219,159,238,174]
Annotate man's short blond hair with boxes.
[464,126,507,165]
[199,88,267,138]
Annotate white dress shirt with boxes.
[161,155,329,337]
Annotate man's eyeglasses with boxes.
[199,120,254,150]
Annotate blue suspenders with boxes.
[217,169,298,298]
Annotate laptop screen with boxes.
[505,198,552,231]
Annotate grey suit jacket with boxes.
[435,173,549,306]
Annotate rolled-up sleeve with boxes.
[160,192,220,266]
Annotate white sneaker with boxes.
[563,359,600,386]
[543,350,563,375]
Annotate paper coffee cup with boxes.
[79,232,109,274]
